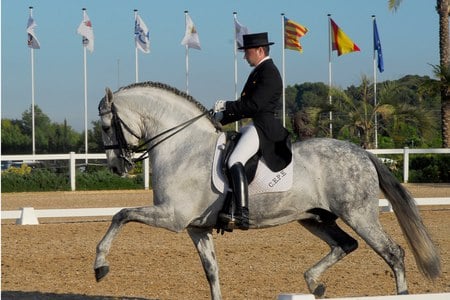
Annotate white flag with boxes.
[135,14,150,53]
[27,15,40,49]
[77,11,94,53]
[234,18,249,50]
[181,13,201,50]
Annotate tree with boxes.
[389,0,450,147]
[49,119,82,153]
[292,76,438,148]
[21,105,52,153]
[1,119,30,154]
[88,120,105,153]
[376,80,437,148]
[2,106,83,154]
[291,83,337,139]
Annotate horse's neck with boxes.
[129,91,218,174]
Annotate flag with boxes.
[77,11,94,52]
[284,16,308,53]
[135,14,150,53]
[234,17,249,49]
[27,15,40,49]
[330,18,360,56]
[373,19,384,73]
[181,13,201,50]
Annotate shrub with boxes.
[76,169,143,190]
[1,168,70,192]
[409,155,450,183]
[1,166,144,192]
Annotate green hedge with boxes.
[1,167,144,192]
[1,169,69,192]
[2,155,448,192]
[409,155,450,183]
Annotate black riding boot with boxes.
[228,162,249,230]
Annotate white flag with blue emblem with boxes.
[135,14,150,53]
[77,11,94,53]
[27,15,40,49]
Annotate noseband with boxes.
[100,103,212,167]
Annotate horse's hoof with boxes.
[95,266,110,282]
[313,283,326,298]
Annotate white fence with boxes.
[1,152,150,191]
[1,148,449,191]
[2,197,449,225]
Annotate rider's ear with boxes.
[105,87,113,105]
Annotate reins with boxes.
[133,109,212,163]
[102,103,213,165]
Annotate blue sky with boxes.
[1,1,440,132]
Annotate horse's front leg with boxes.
[187,227,222,300]
[94,205,184,281]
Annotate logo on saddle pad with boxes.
[212,133,293,195]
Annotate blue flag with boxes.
[373,19,384,73]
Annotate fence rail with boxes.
[1,148,449,191]
[1,152,150,191]
[3,197,449,225]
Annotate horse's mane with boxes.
[118,81,216,125]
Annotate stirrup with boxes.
[219,212,236,230]
[219,212,248,230]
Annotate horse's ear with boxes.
[105,87,113,105]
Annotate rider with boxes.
[214,32,291,230]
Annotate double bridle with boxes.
[100,103,213,167]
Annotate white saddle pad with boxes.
[211,133,293,195]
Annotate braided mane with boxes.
[118,81,214,124]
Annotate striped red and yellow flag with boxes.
[284,17,308,53]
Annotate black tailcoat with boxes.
[220,58,292,172]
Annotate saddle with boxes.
[214,131,293,234]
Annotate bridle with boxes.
[100,103,213,168]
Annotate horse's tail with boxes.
[367,152,441,280]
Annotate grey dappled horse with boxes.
[94,82,441,299]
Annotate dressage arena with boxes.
[2,184,450,300]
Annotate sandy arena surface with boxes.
[2,183,450,299]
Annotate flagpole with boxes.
[82,8,89,164]
[372,15,378,149]
[184,11,189,94]
[327,14,333,138]
[281,13,286,128]
[29,7,36,155]
[134,9,139,83]
[233,12,239,131]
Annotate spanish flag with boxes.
[284,16,308,53]
[330,18,360,56]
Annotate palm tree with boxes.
[334,76,435,148]
[389,0,450,147]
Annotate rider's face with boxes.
[244,47,264,67]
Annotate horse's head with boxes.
[98,87,141,176]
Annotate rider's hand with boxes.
[214,100,226,113]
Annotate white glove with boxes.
[214,100,226,113]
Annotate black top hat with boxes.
[238,32,274,50]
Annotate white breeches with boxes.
[227,123,260,168]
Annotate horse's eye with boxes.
[102,125,110,133]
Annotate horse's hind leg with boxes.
[299,216,358,298]
[346,213,407,294]
[187,227,222,300]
